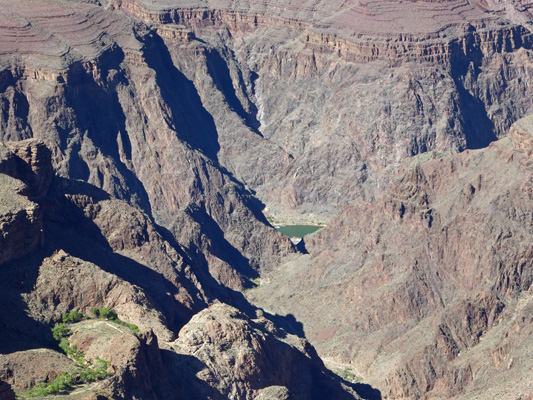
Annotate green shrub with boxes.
[115,319,140,333]
[52,323,70,341]
[98,308,117,321]
[62,310,85,323]
[90,307,100,317]
[28,372,73,397]
[36,318,115,397]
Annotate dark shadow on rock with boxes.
[179,203,260,281]
[63,49,154,217]
[42,179,205,334]
[262,312,306,339]
[206,48,262,135]
[142,32,221,162]
[0,248,56,353]
[296,238,309,254]
[161,350,223,400]
[351,383,382,400]
[449,36,497,150]
[454,79,497,150]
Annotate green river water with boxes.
[275,225,323,238]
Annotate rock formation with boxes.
[0,139,360,398]
[0,0,294,291]
[1,0,533,399]
[109,0,533,223]
[171,303,360,400]
[250,117,533,398]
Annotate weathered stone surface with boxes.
[0,0,295,289]
[68,320,172,399]
[509,113,533,155]
[0,141,356,399]
[0,139,53,265]
[0,349,76,390]
[1,1,533,399]
[3,139,54,199]
[250,135,533,398]
[254,386,290,400]
[23,250,176,341]
[171,303,362,400]
[0,174,42,265]
[102,0,533,224]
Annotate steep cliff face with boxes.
[250,117,533,398]
[2,1,533,399]
[109,0,533,223]
[171,303,362,400]
[0,139,51,265]
[0,141,360,398]
[0,0,293,291]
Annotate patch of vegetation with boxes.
[331,366,361,384]
[27,359,112,397]
[52,323,69,342]
[61,310,86,324]
[28,319,114,397]
[52,323,83,363]
[28,372,73,397]
[115,319,140,333]
[91,307,117,320]
[90,307,139,333]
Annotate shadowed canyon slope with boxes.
[0,139,362,399]
[110,0,533,221]
[0,0,533,399]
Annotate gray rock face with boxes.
[0,140,359,399]
[0,140,51,265]
[171,303,361,400]
[110,0,533,224]
[250,132,533,399]
[0,0,294,291]
[1,1,533,399]
[0,175,42,265]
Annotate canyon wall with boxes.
[1,0,533,398]
[111,0,533,222]
[250,118,533,398]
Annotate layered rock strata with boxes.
[107,0,533,223]
[0,0,294,289]
[0,140,361,399]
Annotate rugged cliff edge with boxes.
[106,0,533,223]
[0,0,294,291]
[250,117,533,399]
[0,140,362,398]
[1,0,533,399]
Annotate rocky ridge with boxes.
[0,140,361,398]
[250,116,533,399]
[0,0,294,289]
[106,0,533,223]
[1,0,533,398]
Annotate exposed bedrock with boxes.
[107,0,533,221]
[0,140,358,399]
[170,303,363,400]
[0,0,294,290]
[250,125,533,398]
[0,140,53,265]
